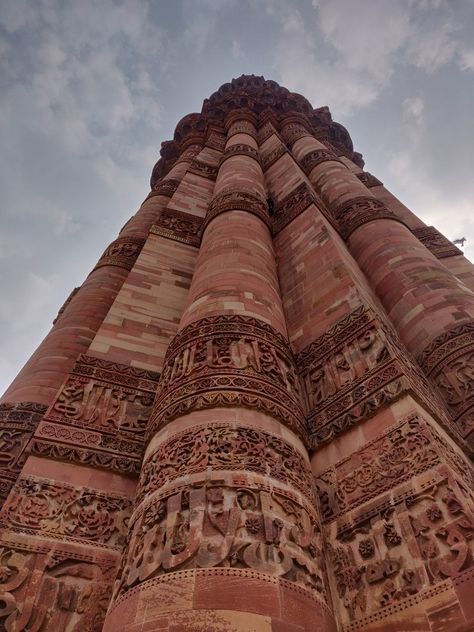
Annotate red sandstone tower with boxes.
[1,75,474,631]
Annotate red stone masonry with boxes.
[1,75,474,631]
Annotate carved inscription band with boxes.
[151,208,203,247]
[94,236,146,271]
[203,189,270,232]
[147,315,306,440]
[219,143,261,167]
[331,196,408,240]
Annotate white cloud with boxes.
[402,96,424,124]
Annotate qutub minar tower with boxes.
[1,75,474,632]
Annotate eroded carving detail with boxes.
[94,236,145,271]
[151,208,203,247]
[332,196,406,239]
[150,178,180,197]
[203,189,269,232]
[356,172,383,188]
[261,143,286,171]
[412,226,463,259]
[219,143,261,167]
[148,315,305,438]
[188,159,218,180]
[301,148,340,175]
[114,478,325,603]
[272,182,327,235]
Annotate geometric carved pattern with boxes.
[332,196,407,239]
[138,423,315,505]
[30,355,160,476]
[151,208,203,247]
[114,474,325,603]
[219,143,261,167]
[0,402,47,506]
[149,177,180,197]
[187,158,218,181]
[417,322,474,449]
[204,189,270,232]
[147,315,306,440]
[300,148,340,175]
[261,143,286,171]
[93,236,146,271]
[272,181,335,235]
[412,226,463,259]
[2,475,132,548]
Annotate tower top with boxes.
[151,75,363,187]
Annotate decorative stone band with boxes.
[355,171,383,188]
[29,354,160,476]
[331,196,408,240]
[187,158,218,181]
[272,181,335,236]
[281,123,311,147]
[318,413,474,628]
[147,177,180,199]
[218,143,261,167]
[147,315,306,441]
[0,541,118,631]
[297,306,456,449]
[257,122,276,145]
[300,148,342,176]
[412,226,463,259]
[150,208,203,247]
[113,467,326,604]
[0,401,47,506]
[261,143,287,171]
[93,236,146,271]
[225,119,258,140]
[205,130,226,151]
[202,189,270,232]
[417,322,474,448]
[1,474,132,549]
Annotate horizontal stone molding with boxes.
[203,189,270,232]
[300,148,341,175]
[261,143,287,171]
[331,196,408,239]
[205,130,226,151]
[93,236,145,271]
[151,207,203,247]
[187,158,218,180]
[147,177,180,199]
[412,225,463,259]
[272,181,335,236]
[226,119,258,140]
[71,353,160,391]
[218,142,261,167]
[148,314,306,440]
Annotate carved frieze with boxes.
[226,119,257,139]
[219,143,261,167]
[300,148,341,175]
[93,236,145,271]
[0,402,47,506]
[356,172,383,188]
[332,196,406,239]
[149,177,180,198]
[150,208,203,247]
[281,122,309,147]
[205,130,226,151]
[203,189,270,230]
[187,158,218,180]
[0,543,117,631]
[261,143,286,171]
[298,307,453,448]
[324,468,474,627]
[2,476,131,548]
[412,226,463,259]
[114,476,325,602]
[257,122,276,145]
[138,423,314,505]
[148,315,306,439]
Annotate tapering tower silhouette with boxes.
[1,75,474,631]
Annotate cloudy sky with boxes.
[1,0,474,395]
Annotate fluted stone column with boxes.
[103,112,336,632]
[281,115,474,451]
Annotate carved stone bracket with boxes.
[412,226,463,259]
[147,315,306,440]
[2,475,132,549]
[0,402,47,506]
[417,323,474,448]
[298,307,453,448]
[331,196,408,239]
[300,148,341,175]
[219,143,261,167]
[261,143,286,171]
[187,158,218,181]
[93,236,146,271]
[356,172,383,188]
[203,189,270,232]
[114,472,325,604]
[150,208,203,247]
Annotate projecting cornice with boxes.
[150,74,363,188]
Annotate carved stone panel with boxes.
[148,315,306,439]
[204,189,270,231]
[356,172,383,188]
[412,226,463,259]
[2,476,131,549]
[332,196,406,239]
[113,476,326,605]
[151,208,203,247]
[93,236,145,271]
[188,158,218,181]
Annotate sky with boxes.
[1,0,474,396]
